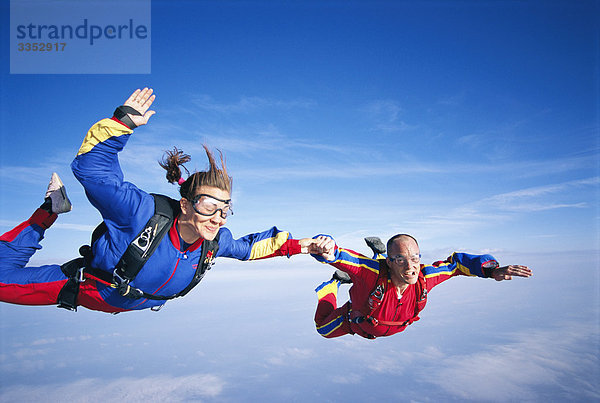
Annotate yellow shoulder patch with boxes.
[249,231,290,260]
[77,118,133,156]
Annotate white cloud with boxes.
[423,323,600,401]
[404,177,598,236]
[362,99,416,133]
[52,223,98,232]
[330,373,362,384]
[12,348,50,359]
[484,177,600,203]
[477,177,599,213]
[31,335,92,346]
[437,91,467,106]
[496,202,588,212]
[0,374,226,403]
[0,166,76,189]
[456,133,486,147]
[265,347,315,366]
[189,94,316,115]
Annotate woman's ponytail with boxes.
[159,147,191,185]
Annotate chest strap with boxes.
[82,237,218,301]
[350,259,427,328]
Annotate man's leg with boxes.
[314,277,351,338]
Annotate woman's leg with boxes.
[0,173,73,306]
[0,208,69,305]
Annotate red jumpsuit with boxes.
[313,246,498,339]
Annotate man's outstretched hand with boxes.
[491,265,532,281]
[123,87,156,127]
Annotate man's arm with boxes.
[423,252,532,289]
[445,252,532,280]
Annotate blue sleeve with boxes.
[419,252,498,291]
[447,252,499,278]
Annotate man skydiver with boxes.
[306,234,532,339]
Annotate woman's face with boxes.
[178,186,231,242]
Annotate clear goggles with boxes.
[389,253,421,265]
[191,194,233,218]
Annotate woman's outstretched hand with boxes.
[123,87,156,127]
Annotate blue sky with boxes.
[0,0,599,401]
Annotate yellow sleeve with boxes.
[77,118,133,156]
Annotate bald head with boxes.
[386,234,419,254]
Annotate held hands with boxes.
[123,87,156,127]
[298,236,336,261]
[491,265,532,281]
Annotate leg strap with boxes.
[57,257,85,311]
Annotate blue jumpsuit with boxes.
[0,118,300,313]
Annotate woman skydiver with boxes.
[0,88,314,313]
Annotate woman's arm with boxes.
[215,226,302,260]
[70,88,157,227]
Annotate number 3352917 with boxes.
[17,42,66,51]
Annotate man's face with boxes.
[386,237,421,286]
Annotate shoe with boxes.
[364,237,386,255]
[44,173,72,214]
[332,270,352,284]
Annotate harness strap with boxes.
[352,260,428,329]
[349,311,413,327]
[114,236,219,301]
[346,303,376,339]
[369,317,418,327]
[55,194,210,311]
[57,257,86,311]
[176,241,218,297]
[361,260,389,324]
[113,195,176,283]
[56,236,220,310]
